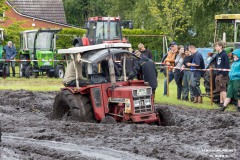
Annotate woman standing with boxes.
[174,45,185,99]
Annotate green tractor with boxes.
[19,29,65,78]
[0,28,10,77]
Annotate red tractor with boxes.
[73,16,132,47]
[52,17,170,124]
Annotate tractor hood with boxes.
[108,85,152,99]
[83,48,138,63]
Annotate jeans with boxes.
[8,61,15,77]
[182,70,193,100]
[164,71,174,95]
[190,72,201,97]
[174,69,183,99]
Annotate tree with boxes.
[0,0,8,20]
[63,0,109,27]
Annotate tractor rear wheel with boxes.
[52,90,94,122]
[19,63,24,78]
[54,65,65,78]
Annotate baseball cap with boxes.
[169,41,177,47]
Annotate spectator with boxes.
[174,45,185,99]
[138,43,153,59]
[3,41,17,77]
[163,41,178,96]
[214,41,230,106]
[220,49,240,112]
[128,50,158,99]
[182,48,194,101]
[187,45,205,103]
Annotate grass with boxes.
[155,74,237,111]
[0,67,237,111]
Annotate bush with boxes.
[2,24,165,61]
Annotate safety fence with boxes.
[157,64,231,106]
[0,59,231,105]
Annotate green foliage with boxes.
[57,28,86,48]
[63,0,109,27]
[3,21,25,49]
[123,29,165,61]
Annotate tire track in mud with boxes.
[1,135,157,160]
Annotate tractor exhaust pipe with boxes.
[108,49,116,88]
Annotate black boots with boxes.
[219,104,227,111]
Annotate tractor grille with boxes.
[133,96,152,114]
[40,65,53,70]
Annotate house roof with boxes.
[6,0,67,24]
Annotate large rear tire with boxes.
[52,90,94,122]
[54,65,65,78]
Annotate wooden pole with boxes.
[210,68,213,106]
[166,67,169,97]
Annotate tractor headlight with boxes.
[144,99,151,105]
[125,99,131,113]
[134,100,141,107]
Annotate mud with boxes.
[0,90,239,159]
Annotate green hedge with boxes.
[2,25,166,61]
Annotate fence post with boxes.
[167,67,169,97]
[210,68,213,106]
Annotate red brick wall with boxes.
[0,2,69,28]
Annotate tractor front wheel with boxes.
[52,90,94,122]
[156,106,175,126]
[25,65,37,78]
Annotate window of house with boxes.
[0,12,5,21]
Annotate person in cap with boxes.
[138,43,153,60]
[220,49,240,112]
[163,41,178,96]
[128,50,158,99]
[3,41,17,77]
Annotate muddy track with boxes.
[0,90,240,159]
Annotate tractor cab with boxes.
[215,14,240,52]
[19,29,65,78]
[73,16,132,46]
[0,28,9,77]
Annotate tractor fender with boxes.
[61,85,99,94]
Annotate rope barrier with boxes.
[0,59,231,71]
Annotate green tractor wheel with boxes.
[25,65,37,78]
[54,65,65,78]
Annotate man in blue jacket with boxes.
[3,41,17,77]
[186,45,205,103]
